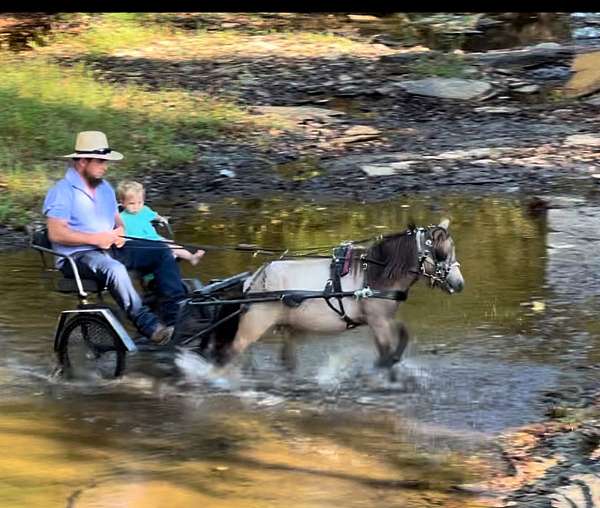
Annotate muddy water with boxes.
[2,192,599,507]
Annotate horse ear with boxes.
[438,218,450,230]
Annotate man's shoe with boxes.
[150,324,174,345]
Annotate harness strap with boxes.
[325,245,362,329]
[324,279,361,329]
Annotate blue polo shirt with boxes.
[43,167,118,264]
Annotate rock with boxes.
[374,85,401,95]
[361,164,397,177]
[337,74,353,82]
[368,35,408,47]
[474,106,520,114]
[424,147,506,160]
[252,106,345,123]
[529,66,572,80]
[395,78,493,100]
[573,27,600,39]
[379,50,441,65]
[553,108,574,117]
[338,128,381,144]
[513,84,541,93]
[550,473,600,507]
[218,169,236,178]
[534,42,563,49]
[462,66,480,76]
[343,125,380,137]
[347,14,380,22]
[585,94,600,106]
[390,161,419,170]
[564,51,600,98]
[564,134,600,146]
[333,85,362,97]
[469,46,574,68]
[494,67,515,75]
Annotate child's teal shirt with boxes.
[120,205,162,241]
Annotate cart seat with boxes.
[56,277,102,294]
[31,228,107,295]
[31,228,201,297]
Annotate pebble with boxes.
[474,106,520,114]
[513,84,541,94]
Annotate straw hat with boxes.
[63,131,124,161]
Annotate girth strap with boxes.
[326,245,361,329]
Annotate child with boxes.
[116,180,205,266]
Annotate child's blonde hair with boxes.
[117,180,144,203]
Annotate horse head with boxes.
[419,218,464,294]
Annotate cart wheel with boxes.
[57,314,126,380]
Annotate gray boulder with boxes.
[395,78,493,100]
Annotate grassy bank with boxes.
[0,14,273,227]
[0,57,249,226]
[0,12,391,228]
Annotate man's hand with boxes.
[93,230,122,250]
[113,226,126,248]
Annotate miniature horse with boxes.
[217,219,464,369]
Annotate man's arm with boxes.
[47,217,121,250]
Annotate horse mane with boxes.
[347,229,415,287]
[355,225,451,287]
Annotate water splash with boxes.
[174,348,240,391]
[316,349,365,390]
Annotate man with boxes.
[43,130,187,344]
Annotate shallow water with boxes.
[2,191,600,507]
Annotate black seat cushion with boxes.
[56,278,103,294]
[31,228,52,249]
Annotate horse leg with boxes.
[279,329,297,372]
[368,317,410,369]
[218,305,278,365]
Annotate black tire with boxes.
[57,314,126,380]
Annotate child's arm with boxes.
[146,206,168,224]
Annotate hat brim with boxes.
[63,151,124,161]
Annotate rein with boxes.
[119,235,283,256]
[118,232,397,258]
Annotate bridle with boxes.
[412,226,461,293]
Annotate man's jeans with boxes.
[60,241,188,337]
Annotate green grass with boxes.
[39,13,179,55]
[0,54,253,228]
[407,53,469,78]
[0,12,391,228]
[35,13,384,60]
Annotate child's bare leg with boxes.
[172,247,205,266]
